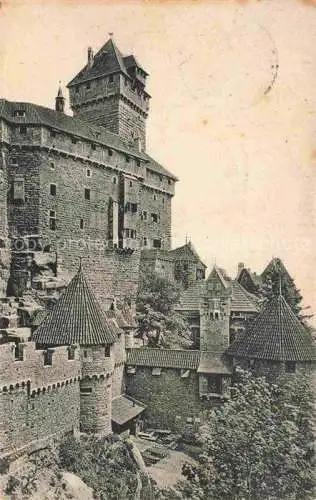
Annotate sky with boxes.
[0,0,315,316]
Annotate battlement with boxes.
[0,341,81,391]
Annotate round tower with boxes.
[226,294,316,380]
[33,263,119,435]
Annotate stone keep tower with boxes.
[33,264,121,435]
[67,38,150,151]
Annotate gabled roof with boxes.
[226,295,316,362]
[68,38,130,87]
[127,348,200,369]
[207,265,231,289]
[170,241,206,267]
[32,265,118,346]
[175,281,204,312]
[230,281,260,313]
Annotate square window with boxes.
[168,179,171,185]
[285,361,296,373]
[80,218,84,229]
[108,149,113,157]
[50,162,55,169]
[86,82,91,89]
[75,86,79,93]
[151,213,158,223]
[50,130,56,138]
[143,237,147,246]
[153,239,162,249]
[113,176,117,184]
[136,160,141,167]
[50,184,57,196]
[86,169,91,177]
[49,210,56,230]
[71,137,77,144]
[19,125,27,134]
[84,188,91,200]
[15,110,26,117]
[109,75,114,83]
[125,156,130,163]
[153,194,157,201]
[129,180,133,187]
[91,143,96,151]
[131,203,137,213]
[105,345,111,357]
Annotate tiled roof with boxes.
[169,242,206,267]
[32,265,118,346]
[206,266,231,288]
[175,281,204,312]
[68,38,130,87]
[0,99,143,158]
[0,99,177,180]
[230,281,260,313]
[142,152,178,181]
[198,351,232,375]
[111,394,146,425]
[127,348,201,369]
[140,249,174,262]
[226,295,316,362]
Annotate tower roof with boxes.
[32,265,118,346]
[170,241,206,268]
[68,38,148,88]
[227,295,316,362]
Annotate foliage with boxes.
[136,271,192,348]
[260,258,304,317]
[180,369,315,500]
[59,434,158,500]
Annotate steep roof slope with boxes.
[227,295,316,362]
[170,241,206,267]
[68,38,130,87]
[32,266,118,346]
[230,281,260,313]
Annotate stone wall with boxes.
[125,367,205,432]
[0,341,81,457]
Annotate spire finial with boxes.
[55,82,65,113]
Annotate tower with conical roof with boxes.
[33,264,121,435]
[226,294,316,378]
[67,38,150,151]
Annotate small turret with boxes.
[55,83,65,113]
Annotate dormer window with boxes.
[14,110,26,118]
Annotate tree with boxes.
[136,271,192,349]
[260,258,304,318]
[181,369,315,500]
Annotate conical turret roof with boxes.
[227,295,316,362]
[32,265,118,346]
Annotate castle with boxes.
[0,38,315,459]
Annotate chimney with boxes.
[87,47,94,68]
